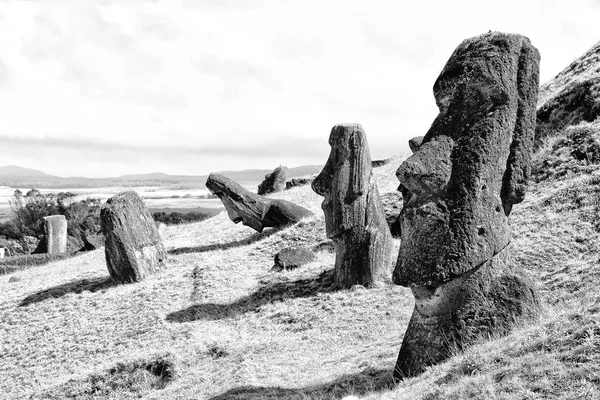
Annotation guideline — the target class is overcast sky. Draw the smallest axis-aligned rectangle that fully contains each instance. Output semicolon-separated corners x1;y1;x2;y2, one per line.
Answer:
0;0;598;178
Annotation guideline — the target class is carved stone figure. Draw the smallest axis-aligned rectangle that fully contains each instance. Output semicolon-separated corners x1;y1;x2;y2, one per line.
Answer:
206;173;313;232
393;32;541;380
258;166;288;195
44;215;67;254
312;123;394;288
101;191;167;283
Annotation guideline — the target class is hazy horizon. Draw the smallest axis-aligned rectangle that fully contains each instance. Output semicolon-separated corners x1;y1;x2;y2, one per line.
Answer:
1;0;599;177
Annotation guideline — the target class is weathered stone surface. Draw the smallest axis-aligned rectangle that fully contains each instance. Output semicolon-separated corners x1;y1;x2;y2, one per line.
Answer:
258;166;288;195
101;191;167;283
273;246;316;271
312;123;394;288
408;136;424;153
44;215;67;254
393;32;541;380
206;173;313;232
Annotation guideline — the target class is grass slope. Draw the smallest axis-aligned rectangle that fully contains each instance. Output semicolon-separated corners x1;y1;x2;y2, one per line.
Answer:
1;157;599;399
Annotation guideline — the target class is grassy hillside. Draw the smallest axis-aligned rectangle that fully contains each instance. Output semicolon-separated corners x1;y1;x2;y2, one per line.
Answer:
1;155;599;399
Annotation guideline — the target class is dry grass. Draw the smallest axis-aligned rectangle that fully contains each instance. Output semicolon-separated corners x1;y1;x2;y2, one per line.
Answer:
2;154;600;399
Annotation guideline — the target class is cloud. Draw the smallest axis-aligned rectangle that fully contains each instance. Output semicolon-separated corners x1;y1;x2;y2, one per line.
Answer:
190;55;280;90
0;133;326;159
0;59;8;87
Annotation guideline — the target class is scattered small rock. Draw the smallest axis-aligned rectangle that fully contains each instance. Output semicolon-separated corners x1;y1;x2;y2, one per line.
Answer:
273;246;316;271
8;276;21;283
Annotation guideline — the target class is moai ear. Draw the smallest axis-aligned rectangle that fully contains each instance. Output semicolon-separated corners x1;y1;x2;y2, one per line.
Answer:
345;128;370;204
501;38;540;215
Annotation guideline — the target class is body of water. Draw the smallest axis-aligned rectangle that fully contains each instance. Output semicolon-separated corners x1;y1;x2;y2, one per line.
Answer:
0;185;250;222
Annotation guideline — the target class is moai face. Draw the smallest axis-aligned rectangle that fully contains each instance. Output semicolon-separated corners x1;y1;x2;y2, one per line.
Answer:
394;32;539;289
312;123;371;240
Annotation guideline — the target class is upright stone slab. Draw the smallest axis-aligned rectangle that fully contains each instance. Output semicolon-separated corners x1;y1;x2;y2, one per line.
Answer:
0;247;4;258
258;166;288;195
206;173;313;232
101;191;167;283
393;32;541;380
312;123;394;288
44;215;67;254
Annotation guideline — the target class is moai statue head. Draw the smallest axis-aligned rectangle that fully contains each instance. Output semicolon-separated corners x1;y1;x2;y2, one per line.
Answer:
395;32;540;288
206;173;313;233
313;123;393;287
393;32;540;379
313;123;373;239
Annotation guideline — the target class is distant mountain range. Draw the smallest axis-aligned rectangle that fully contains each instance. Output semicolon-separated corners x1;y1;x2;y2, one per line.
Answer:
0;165;323;189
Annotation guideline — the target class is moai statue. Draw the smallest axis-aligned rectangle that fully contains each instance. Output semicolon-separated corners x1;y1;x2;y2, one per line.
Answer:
258;166;288;195
312;123;394;288
206;173;313;232
44;215;67;254
393;32;541;379
101;191;167;283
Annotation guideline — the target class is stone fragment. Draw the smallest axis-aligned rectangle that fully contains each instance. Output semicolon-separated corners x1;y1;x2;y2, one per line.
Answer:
408;136;424;153
44;215;67;254
312;123;394;288
273;246;316;271
101;191;167;283
393;32;541;380
284;177;313;190
258;166;288;195
206;173;313;232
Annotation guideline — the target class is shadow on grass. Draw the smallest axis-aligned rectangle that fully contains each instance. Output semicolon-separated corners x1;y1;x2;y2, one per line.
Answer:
208;367;394;400
166;269;335;322
19;276;117;307
168;227;283;255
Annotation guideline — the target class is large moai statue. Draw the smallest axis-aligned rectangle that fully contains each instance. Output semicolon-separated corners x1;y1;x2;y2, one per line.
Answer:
101;191;167;283
393;32;541;380
206;173;313;232
44;215;67;254
312;123;394;288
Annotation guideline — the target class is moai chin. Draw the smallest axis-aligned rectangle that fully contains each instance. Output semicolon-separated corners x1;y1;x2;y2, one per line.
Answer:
44;215;67;254
393;32;541;380
312;123;394;288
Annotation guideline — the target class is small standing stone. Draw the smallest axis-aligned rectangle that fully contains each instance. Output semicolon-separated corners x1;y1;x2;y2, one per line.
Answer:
0;247;5;258
101;191;167;283
44;215;67;254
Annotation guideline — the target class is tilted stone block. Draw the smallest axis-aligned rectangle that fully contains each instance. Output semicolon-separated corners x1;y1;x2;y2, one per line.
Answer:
101;191;167;283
